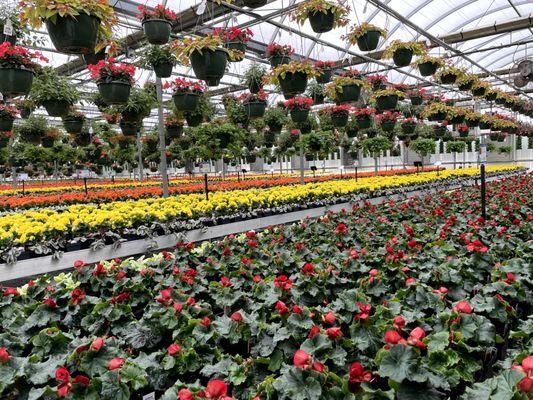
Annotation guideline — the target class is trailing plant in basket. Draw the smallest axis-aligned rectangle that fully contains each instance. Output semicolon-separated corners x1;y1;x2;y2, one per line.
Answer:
291;0;350;31
172;34;236;64
435;65;464;85
113;86;157;122
88;58;135;85
15;114;47;144
306;82;326;104
136;4;177;23
383;40;425;67
214;26;253;61
241;63;267;93
366;73;388;90
412;54;444;71
343;22;388;51
29;67;80;109
284;95;314;111
265;43;294;58
421;101;448;121
136;45;176;77
166;77;206;113
265;60;318;85
263;106;288;132
0;104;19;121
0;42;47;97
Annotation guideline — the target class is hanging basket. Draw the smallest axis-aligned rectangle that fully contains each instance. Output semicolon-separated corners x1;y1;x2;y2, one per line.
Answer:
472;87;486;97
42;100;71;117
268;123;283;135
190;48;228;86
243;0;268;8
465;119;479;128
119;121;138;136
98;81;132;105
346;128;358;138
290;109;310;123
410;95;423;106
21;130;42;145
248;81;263;94
418;61;439;76
278;71;308;99
331;112;349;128
484;92;498;102
244;101;267;118
142;19;172;45
311;93;324;105
448;115;465;124
356;30;381;52
121;110;142;123
428;111;447;122
392;48;413;67
479;122;492;130
440;73;457;85
459;131;469;138
63;118;84;134
308;9;335;33
335;84;361;104
41;136;55;148
153;62;174;78
20;107;32;119
83;49;106;66
357;117;372;129
316;69;332;84
166;125;183;140
224;41;246;61
401;122;416;134
0;118;14;132
45;14;100;54
375;94;399;110
185;113;203;127
0;67;34;97
173;92;200;112
269;55;291;68
73;132;91;146
458;81;474;91
379;120;396;132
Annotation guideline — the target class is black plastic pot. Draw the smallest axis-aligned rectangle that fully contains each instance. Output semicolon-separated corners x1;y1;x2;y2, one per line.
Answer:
121;110;141;123
418;61;438;76
379;120;396;132
45;14;100;54
290;109;310;123
458;81;474;91
243;0;268;7
278;71;308;99
63;118;84;134
142;19;172;45
335;84;361;103
0;118;14;132
42;136;55;148
357;117;372;129
392;48;413;67
410;95;423;106
376;94;399;110
485;92;498;102
448;115;465;124
0;67;34;96
308;9;335;33
311;93;324;105
190;48;228;86
479;122;491;130
83;49;106;66
244;101;267;118
185;113;203;127
173;92;200;112
428;111;446;122
20;107;32;119
331;112;349;128
153;62;174;78
346;128;358;138
459;131;469;138
98;81;132;105
440;73;457;85
119;121;138;136
316;69;332;84
464;119;479;128
269;55;291;68
268;124;283;135
166;125;183;140
43;100;71;117
401;123;416;134
356;30;381;52
472;87;486;97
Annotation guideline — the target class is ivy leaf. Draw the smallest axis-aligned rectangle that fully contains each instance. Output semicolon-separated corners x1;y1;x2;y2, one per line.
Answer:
378;345;416;383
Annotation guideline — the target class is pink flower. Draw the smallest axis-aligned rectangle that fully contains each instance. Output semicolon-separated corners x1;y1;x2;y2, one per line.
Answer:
201;316;211;328
55;366;71;383
91;337;105;351
453;300;472;314
0;347;11;364
384;330;403;344
108;357;125;371
349;362;372;384
168;343;181;356
275;300;288;316
231;312;243;322
178;388;195;400
309;325;320;339
322;311;336;325
293;349;312;369
393;316;405;330
326;327;342;340
312;361;325;373
43;297;56;308
205;380;228;398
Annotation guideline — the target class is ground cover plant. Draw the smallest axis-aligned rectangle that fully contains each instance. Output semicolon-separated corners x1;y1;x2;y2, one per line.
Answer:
0;173;531;399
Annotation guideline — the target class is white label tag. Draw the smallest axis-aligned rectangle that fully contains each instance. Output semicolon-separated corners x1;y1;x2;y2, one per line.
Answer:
143;393;156;400
196;0;206;15
3;21;13;36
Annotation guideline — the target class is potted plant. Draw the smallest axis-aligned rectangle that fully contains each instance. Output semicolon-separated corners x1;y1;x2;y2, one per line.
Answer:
375;111;400;132
456;73;476;91
119;120;139;136
383;40;426;67
138;45;176;78
0;42;45;97
371;88;405;111
484;89;498;102
173;34;230;86
313;60;334;84
89;59;135;105
62;109;86;134
0;130;13;147
354;106;375;129
343;22;388;52
16;115;47;145
13;98;35;119
265;43;294;68
167;77;206;112
285;96;314;123
464;110;481;128
263;107;288;134
137;4;177;45
421;102;448;121
265;60;318;99
20;0;116;54
436;65;463;85
0;104;18;132
242;0;268;9
406;87;426;106
446;106;466;124
471;80;490;97
479;115;493;130
323;104;350;128
401;117;417;135
306;82;325;105
292;0;350;33
164;114;184;140
325;73;366;104
412;54;444;76
42;127;60;148
432;122;449;138
366;74;388;91
457;124;469;138
216;27;253;62
240;89;268;118
115;86;157;122
30;67;80;117
241;63;267;93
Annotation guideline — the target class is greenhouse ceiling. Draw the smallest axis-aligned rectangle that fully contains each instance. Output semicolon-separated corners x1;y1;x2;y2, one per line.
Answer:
4;0;533;128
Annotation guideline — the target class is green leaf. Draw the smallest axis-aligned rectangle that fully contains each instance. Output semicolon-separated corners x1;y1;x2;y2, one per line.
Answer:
273;367;322;400
378;345;416;383
121;362;148;390
101;371;131;400
396;381;443;400
427;331;449;353
461;369;525;400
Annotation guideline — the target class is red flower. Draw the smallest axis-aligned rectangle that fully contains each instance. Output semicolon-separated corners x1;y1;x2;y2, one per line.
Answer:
384;330;403;344
301;262;315;275
274;275;292;291
57;382;72;398
55;366;71;383
43;297;56;308
393;316;405;330
201;316;212;328
168;343;181;356
178;388;195;400
466;239;488;253
71;288;86;305
91;337;105;351
0;347;11;364
292;304;302;314
355;302;372;321
220;276;233;287
73;375;90;386
519;377;533;393
312;361;325;373
275;300;288;316
326;327;342;340
405;277;416;286
309;325;320;339
293;349;312;369
205;379;228;398
335;222;349;235
453;300;472;314
349;362;372;384
522;356;533;373
284;96;314;111
231;311;243;322
73;260;86;269
108;357;125;371
322;311;336;325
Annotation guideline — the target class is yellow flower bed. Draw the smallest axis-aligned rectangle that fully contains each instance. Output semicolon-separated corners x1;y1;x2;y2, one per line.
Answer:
0;166;519;247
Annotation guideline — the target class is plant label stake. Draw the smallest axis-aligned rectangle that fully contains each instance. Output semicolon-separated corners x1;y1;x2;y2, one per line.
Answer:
83;177;88;195
204;173;209;201
22;180;25;196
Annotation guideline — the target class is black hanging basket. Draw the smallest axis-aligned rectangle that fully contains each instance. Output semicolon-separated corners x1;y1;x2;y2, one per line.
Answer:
73;132;91;146
45;14;100;54
42;100;71;117
119;121;138;136
173;92;200;112
410;95;423;106
98;81;132;105
0;67;34;97
472;87;487;97
243;0;268;8
379;121;396;132
448;115;465;124
357;117;372;129
190;48;228;86
465;119;479;128
153;62;174;78
418;61;439;76
63;118;84;134
308;9;335;33
484;92;498;102
121;110;141;123
278;71;308;99
316;69;332;84
83;49;106;66
269;55;291;68
311;93;324;105
142;19;172;45
331;112;349;128
375;94;399;111
41;136;55;148
20;107;32;119
440;73;457;85
185;113;203;127
166;125;183;140
335;84;361;103
401;123;416;134
244;101;267;118
458;81;474;91
356;30;381;52
392;48;413;67
290;109;310;123
0;118;14;132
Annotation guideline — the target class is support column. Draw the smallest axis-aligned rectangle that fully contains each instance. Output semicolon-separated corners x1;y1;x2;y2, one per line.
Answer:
156;77;169;197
